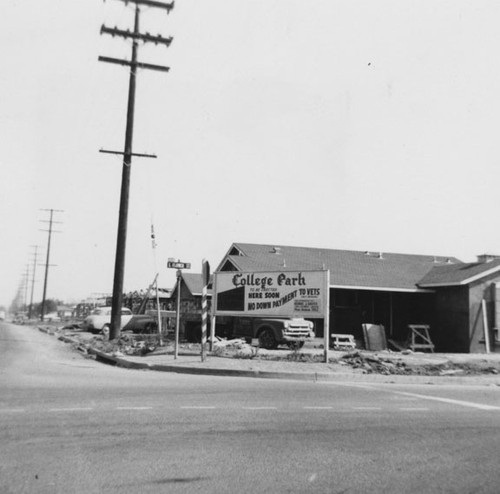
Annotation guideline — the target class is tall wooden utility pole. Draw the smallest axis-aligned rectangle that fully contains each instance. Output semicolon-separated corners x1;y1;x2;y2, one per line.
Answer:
99;0;174;341
39;209;63;321
23;264;30;312
28;245;39;319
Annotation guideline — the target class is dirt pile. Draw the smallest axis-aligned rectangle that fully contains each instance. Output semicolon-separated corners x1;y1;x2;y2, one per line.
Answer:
73;333;159;357
212;338;258;359
340;351;500;376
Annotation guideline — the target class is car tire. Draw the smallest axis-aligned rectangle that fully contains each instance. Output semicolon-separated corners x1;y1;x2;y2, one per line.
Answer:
144;322;157;334
258;328;277;350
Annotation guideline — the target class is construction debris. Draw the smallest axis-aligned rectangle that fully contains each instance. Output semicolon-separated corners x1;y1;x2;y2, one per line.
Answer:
340;351;500;376
84;334;158;356
213;338;258;359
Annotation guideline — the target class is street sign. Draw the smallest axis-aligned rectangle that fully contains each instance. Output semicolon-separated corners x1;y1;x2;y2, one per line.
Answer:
167;260;191;269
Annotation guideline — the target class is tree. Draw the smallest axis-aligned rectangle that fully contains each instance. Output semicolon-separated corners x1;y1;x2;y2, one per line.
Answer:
31;299;61;318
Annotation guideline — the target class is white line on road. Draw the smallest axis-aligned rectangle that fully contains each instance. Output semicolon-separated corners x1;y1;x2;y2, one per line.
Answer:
116;407;153;410
180;406;216;410
399;407;430;411
303;406;334;410
49;408;94;412
323;382;500;411
242;407;278;410
0;409;25;413
394;391;500;411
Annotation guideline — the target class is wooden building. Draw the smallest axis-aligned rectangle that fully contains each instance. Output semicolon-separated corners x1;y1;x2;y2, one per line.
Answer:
418;254;500;353
215;243;500;353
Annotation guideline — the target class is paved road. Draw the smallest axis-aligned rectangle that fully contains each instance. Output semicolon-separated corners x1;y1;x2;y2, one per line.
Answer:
2;321;500;493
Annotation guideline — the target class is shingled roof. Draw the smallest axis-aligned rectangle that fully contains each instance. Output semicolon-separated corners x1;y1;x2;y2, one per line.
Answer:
216;243;462;292
418;259;500;287
175;273;212;297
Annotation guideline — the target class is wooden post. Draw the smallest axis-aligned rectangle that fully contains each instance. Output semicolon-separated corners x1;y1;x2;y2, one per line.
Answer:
201;260;210;362
210;273;217;351
324;270;330;363
109;5;140;341
175;270;181;359
482;299;491;354
155;277;163;346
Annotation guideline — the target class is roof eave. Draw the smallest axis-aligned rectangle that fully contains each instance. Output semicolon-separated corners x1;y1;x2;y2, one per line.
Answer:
330;284;434;293
418;264;500;288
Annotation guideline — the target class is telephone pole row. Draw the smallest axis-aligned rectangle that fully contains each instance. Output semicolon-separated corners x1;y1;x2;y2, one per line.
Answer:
29;245;39;319
39;208;64;321
99;0;174;341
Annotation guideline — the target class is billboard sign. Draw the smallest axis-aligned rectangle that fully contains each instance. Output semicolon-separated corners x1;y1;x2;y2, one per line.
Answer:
214;270;328;318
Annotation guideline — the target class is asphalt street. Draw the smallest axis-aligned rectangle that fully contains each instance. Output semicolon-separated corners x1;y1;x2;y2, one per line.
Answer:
2;321;500;493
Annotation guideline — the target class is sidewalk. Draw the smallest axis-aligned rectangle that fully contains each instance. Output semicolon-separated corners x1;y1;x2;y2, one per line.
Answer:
40;326;500;386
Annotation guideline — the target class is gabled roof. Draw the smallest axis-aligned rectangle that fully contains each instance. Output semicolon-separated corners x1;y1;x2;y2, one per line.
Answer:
174;273;212;297
216;243;462;292
418;259;500;287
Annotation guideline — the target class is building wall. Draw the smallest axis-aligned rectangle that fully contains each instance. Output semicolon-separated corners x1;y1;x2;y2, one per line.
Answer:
434;273;500;353
468;273;500;353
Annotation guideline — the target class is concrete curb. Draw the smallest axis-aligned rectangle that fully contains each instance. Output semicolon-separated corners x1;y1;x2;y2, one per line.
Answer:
92;350;338;381
89;348;500;385
93;350;151;370
38;326;500;386
38;326;57;336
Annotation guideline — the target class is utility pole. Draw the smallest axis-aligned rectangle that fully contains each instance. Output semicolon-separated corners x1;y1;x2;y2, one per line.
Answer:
23;264;30;312
99;0;174;341
29;246;39;319
39;209;63;321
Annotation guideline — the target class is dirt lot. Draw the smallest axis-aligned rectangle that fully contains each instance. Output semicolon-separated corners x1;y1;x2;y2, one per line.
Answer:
44;323;500;378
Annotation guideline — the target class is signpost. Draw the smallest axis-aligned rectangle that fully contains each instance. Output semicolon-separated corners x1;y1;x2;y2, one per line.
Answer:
201;259;210;362
168;259;190;359
324;270;331;363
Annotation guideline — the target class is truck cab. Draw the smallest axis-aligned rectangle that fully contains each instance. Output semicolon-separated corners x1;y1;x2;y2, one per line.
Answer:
232;317;315;349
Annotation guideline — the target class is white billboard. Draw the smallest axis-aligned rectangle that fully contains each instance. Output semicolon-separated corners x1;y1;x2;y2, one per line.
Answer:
214;270;328;318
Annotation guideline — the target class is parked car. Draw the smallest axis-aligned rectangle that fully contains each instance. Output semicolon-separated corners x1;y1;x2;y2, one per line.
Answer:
44;312;61;322
13;312;28;325
122;315;158;335
82;307;157;335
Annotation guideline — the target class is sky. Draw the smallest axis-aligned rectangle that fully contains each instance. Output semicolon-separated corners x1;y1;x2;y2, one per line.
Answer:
2;0;500;308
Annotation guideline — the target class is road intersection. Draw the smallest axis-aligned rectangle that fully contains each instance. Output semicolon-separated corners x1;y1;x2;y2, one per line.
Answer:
2;321;500;493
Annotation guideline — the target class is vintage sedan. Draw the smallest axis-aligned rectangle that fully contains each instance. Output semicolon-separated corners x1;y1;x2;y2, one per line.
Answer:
83;307;157;335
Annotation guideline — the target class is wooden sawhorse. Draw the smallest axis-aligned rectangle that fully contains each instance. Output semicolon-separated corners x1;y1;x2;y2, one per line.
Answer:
408;324;435;352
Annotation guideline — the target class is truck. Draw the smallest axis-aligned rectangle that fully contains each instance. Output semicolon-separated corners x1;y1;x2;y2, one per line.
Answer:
230;317;315;349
